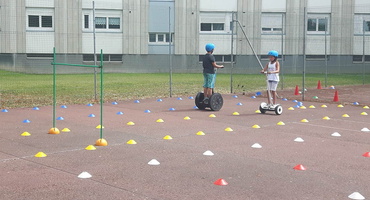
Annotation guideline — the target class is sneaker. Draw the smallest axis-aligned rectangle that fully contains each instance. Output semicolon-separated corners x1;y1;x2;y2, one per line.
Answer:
269;104;277;109
202;97;209;104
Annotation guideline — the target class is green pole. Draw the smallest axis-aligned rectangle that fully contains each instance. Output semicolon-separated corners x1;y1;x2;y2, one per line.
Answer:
52;47;56;129
99;49;103;139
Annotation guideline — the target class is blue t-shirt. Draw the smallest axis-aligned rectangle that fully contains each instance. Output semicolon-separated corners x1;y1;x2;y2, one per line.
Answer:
203;53;215;74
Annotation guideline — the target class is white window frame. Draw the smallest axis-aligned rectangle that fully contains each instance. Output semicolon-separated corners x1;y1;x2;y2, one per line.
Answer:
354;14;370;35
149;33;174;44
261;13;285;35
199;12;232;34
26;8;54;31
307;14;330;35
82;9;122;33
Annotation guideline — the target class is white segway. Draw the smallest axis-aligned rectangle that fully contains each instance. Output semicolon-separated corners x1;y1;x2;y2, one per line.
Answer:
259;72;283;115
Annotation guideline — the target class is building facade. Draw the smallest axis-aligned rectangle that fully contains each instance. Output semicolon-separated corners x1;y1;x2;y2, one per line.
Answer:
0;0;369;73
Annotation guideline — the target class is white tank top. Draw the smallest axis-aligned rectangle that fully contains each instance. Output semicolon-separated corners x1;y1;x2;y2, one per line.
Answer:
267;62;279;82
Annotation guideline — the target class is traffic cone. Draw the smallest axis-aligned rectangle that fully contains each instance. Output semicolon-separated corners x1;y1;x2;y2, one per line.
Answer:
214;178;228;186
333;90;339;102
293;164;306;171
317;80;322;89
362;152;370;157
294;85;299;95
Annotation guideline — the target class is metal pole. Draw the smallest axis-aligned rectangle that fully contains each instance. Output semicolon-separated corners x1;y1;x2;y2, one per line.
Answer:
363;20;366;85
99;49;103;139
169;7;173;97
93;1;97;100
325;17;328;87
52;47;56;129
230;12;235;93
302;7;306;101
280;14;284;90
235;20;264;69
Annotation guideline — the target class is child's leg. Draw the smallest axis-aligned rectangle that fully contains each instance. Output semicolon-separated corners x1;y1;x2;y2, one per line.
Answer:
272;91;276;104
266;90;271;104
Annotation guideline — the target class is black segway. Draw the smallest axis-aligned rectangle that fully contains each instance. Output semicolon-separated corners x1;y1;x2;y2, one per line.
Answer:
195;90;223;111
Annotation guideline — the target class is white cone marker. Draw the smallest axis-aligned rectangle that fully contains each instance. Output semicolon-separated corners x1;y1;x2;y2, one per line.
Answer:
203;150;214;156
148;159;160;166
294;137;304;142
361;128;370;132
78;171;92;179
251;143;262;149
348;192;365;200
331;132;341;137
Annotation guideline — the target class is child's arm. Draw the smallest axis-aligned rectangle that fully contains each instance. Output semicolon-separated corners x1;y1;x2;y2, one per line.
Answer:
260;63;268;73
212;62;224;69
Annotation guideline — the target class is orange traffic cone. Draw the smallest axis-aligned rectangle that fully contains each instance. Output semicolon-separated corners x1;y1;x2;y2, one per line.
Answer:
363;152;370;157
214;178;228;186
333;90;339;102
293;164;307;171
317;80;322;89
294;85;299;95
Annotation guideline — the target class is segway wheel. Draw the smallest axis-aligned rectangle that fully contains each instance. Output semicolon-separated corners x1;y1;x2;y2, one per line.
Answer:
209;93;223;111
275;105;283;115
259;105;267;114
195;92;206;110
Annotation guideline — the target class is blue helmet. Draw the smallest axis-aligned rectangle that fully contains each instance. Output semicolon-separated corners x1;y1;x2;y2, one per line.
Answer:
205;43;215;52
268;50;278;57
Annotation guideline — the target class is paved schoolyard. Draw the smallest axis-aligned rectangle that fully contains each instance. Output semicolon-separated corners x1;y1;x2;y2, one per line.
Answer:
0;87;369;200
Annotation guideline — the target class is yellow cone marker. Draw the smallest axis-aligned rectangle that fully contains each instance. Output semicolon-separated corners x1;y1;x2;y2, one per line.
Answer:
95;138;108;146
277;121;285;125
96;125;104;129
61;128;70;132
337;104;344;108
300;106;306;109
321;105;328;108
252;124;260;129
85;145;96;150
232;112;240;116
342;114;350;118
309;105;316;109
225;127;233;132
127;121;135;126
323;116;330;120
288;107;294;111
301;119;309;123
209;114;216;118
163;135;173;140
127;140;137;144
184;116;191;120
34;152;47;157
196;131;205;136
364;106;369;109
48;127;60;134
361;112;368;116
156;119;164;123
21;132;31;136
255;110;261;113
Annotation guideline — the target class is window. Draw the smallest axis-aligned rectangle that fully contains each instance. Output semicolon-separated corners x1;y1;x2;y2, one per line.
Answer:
84;15;89;29
199;55;235;63
354;14;370;35
83;54;122;62
200;23;225;31
149;33;173;43
307;14;330;34
353;55;370;63
306;55;330;61
28;15;53;28
261;13;285;34
27;54;53;59
199;12;232;33
95;17;120;29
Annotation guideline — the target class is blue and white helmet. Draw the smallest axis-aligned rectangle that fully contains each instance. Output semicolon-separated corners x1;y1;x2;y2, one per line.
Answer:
205;43;215;52
268;50;279;57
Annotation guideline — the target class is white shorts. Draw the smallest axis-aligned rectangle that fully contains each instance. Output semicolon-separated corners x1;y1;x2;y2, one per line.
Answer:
267;81;278;91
